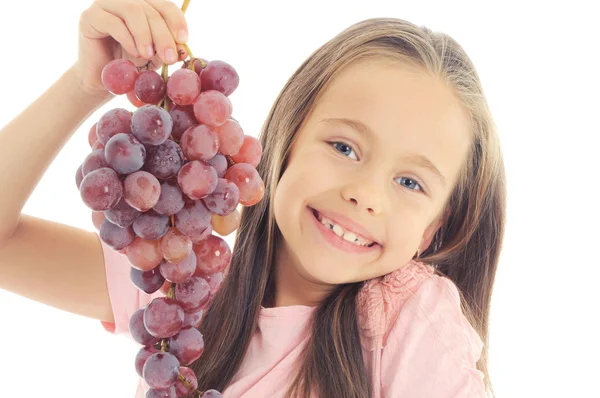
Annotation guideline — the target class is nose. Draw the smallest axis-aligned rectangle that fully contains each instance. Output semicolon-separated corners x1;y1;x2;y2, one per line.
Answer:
340;180;383;216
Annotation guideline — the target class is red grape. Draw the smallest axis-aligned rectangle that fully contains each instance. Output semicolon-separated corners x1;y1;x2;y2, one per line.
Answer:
130;308;161;346
231;135;262;167
146;387;177;398
92;140;105;151
96;108;132;144
131;105;173;146
202;178;239;216
159;250;196;283
153;180;185;216
134;70;166;105
142;351;181;389
160;227;193;263
88;124;98;147
167;68;201;106
143;139;184;179
224;163;265;206
130;265;165;294
133;210;170;240
177;161;218;200
82;148;109;176
104;197;140;228
127;237;163;271
202;390;224;397
182;309;203;328
211;209;240;236
206;153;227;178
168;325;205;365
126;90;146;108
101;59;139;95
213;119;244;156
144;297;184;338
75;164;84;189
135;345;160;377
91;211;105;230
182;57;207;75
193;235;232;275
174;366;199;397
99;219;136;250
124;171;161;211
200;60;239;96
180;125;219;161
174;199;211;243
169;105;197;141
105;133;147;174
193;90;232;127
80;167;123;211
175;276;210;312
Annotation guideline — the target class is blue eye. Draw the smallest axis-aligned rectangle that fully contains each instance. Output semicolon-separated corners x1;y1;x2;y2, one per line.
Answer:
331;141;358;160
396;177;423;192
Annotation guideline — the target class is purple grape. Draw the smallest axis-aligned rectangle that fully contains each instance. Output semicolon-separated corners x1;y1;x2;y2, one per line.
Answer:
153;180;184;216
182;309;204;328
124;171;161;211
174;199;211;242
135;345;160;377
159;251;196;283
175;276;211;313
96;108;132;144
99;219;135;250
104;197;140;228
169;105;197;141
134;70;166;105
105;133;146;174
131;266;165;294
146;387;177;398
130;308;161;346
202;178;239;216
174;366;198;397
143;139;184;179
133;210;170;240
142;351;180;389
200;60;239;96
82;148;110;176
75;164;84;189
80;167;123;211
202;390;224;398
131;105;173;146
168;325;205;365
207;153;228;178
144;297;184;338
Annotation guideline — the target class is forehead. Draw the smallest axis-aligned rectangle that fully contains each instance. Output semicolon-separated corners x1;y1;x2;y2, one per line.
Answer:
307;58;472;188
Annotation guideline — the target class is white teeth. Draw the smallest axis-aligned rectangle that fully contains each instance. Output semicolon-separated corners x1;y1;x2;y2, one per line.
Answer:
317;212;374;247
332;224;344;237
342;232;357;243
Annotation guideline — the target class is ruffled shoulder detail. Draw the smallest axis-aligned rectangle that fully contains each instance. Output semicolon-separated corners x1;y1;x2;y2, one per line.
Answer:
356;260;436;351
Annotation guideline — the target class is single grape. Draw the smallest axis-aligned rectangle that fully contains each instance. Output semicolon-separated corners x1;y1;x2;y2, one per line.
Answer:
193;90;232;127
167;68;201;106
124;171;161;211
206;153;228;178
131;105;173;146
142;351;181;389
127;90;146;108
182;309;203;328
135;345;160;377
153;179;185;216
127;237;164;271
75;164;84;189
82;148;110;176
207;272;224;295
175;276;211;313
105;133;147;174
101;59;139;95
200;60;239;97
180;125;219;161
88;124;98;147
174;366;199;397
104;197;140;228
130;308;161;346
202;390;224;397
230;135;262;167
224;163;265;206
159;250;196;284
143;139;184;179
213;119;244;156
80;167;123;211
174;199;211;242
135;70;166;105
177;161;218;200
211;209;241;236
96;108;132;145
193;235;232;275
131;265;165;294
202;178;239;216
133;210;170;240
144;297;184;339
160;227;193;263
169;105;197;141
168;325;205;365
99;219;136;250
146;386;177;398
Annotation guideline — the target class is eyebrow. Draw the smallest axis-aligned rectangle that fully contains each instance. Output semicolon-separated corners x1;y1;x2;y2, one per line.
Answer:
321;117;447;187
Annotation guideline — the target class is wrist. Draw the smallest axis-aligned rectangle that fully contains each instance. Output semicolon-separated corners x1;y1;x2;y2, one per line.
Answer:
64;64;114;108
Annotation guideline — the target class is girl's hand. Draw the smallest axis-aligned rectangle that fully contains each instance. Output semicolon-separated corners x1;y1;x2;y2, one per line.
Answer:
74;0;189;99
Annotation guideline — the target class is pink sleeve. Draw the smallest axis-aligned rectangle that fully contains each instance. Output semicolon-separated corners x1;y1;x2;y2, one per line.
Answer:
96;234;158;338
380;276;486;397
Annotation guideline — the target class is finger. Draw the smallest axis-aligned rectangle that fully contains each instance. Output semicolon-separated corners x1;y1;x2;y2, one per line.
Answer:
82;8;140;58
97;0;155;59
143;0;189;44
142;2;179;65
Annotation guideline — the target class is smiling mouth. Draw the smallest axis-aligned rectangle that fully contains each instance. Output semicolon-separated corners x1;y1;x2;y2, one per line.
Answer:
311;208;378;248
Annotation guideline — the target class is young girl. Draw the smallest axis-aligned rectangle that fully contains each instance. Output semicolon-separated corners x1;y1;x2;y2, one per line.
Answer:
0;1;505;397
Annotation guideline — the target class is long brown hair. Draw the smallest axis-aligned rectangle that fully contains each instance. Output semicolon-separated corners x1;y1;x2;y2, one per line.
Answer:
191;17;505;398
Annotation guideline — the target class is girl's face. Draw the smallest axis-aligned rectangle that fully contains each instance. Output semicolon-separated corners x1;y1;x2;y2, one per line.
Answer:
272;59;472;306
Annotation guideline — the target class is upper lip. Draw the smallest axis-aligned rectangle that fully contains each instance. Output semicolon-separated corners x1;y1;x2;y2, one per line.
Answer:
312;207;381;245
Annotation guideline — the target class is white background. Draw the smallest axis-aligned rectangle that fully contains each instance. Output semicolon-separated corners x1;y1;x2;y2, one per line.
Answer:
0;0;599;397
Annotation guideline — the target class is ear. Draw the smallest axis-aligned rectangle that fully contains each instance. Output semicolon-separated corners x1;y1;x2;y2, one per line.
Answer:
420;207;450;252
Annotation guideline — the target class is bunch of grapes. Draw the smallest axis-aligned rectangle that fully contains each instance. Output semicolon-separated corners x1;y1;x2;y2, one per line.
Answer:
76;50;263;397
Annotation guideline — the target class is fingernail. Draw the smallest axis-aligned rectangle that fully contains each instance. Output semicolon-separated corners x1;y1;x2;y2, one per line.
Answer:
178;30;188;43
146;45;155;58
132;47;140;58
165;48;176;63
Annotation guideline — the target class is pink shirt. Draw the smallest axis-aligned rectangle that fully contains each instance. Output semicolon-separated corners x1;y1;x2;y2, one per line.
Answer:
99;238;486;397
